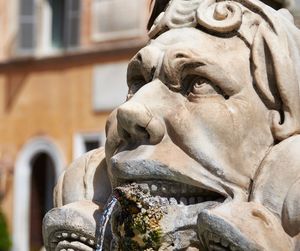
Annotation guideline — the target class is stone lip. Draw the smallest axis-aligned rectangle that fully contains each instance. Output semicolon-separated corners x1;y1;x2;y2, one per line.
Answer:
197;202;295;251
43;200;110;251
197;208;261;251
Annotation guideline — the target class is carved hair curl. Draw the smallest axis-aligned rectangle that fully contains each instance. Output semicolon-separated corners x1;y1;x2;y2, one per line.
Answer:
196;0;242;33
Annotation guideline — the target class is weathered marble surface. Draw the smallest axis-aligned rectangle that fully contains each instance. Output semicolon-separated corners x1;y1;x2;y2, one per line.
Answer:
43;0;300;250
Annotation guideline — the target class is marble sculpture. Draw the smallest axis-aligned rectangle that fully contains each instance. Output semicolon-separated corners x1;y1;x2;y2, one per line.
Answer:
43;0;300;250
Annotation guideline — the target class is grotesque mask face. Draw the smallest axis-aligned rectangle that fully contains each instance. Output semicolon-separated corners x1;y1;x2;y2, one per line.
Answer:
104;21;276;251
43;0;300;250
106;27;273;209
103;0;300;249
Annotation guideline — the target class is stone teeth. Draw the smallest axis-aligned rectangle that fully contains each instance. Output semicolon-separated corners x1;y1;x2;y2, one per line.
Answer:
151;184;158;192
88;239;95;246
67;249;74;251
128;182;224;205
70;233;78;239
169;197;177;205
62;232;69;238
138;183;149;193
161;185;167;193
55;233;62;239
80;236;87;242
159;197;169;206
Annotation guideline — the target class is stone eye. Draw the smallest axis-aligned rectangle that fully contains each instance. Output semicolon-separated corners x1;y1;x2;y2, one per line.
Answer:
191;79;217;95
185;76;229;101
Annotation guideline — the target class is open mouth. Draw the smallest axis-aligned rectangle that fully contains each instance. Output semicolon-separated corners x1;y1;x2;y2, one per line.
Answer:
111;180;226;250
115;180;226;206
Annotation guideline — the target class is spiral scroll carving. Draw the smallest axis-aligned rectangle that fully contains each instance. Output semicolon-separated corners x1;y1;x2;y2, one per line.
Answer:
196;0;243;33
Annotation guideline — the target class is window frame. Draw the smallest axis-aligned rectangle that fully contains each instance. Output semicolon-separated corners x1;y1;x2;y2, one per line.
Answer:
73;132;105;160
17;0;81;57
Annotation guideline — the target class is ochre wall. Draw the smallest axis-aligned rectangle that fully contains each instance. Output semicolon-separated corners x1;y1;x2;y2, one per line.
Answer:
0;50;139;231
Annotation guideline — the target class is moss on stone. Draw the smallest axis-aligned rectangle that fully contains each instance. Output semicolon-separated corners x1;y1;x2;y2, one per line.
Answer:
114;185;164;250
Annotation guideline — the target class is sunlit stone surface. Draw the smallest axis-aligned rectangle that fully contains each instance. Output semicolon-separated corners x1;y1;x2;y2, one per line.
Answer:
43;0;300;250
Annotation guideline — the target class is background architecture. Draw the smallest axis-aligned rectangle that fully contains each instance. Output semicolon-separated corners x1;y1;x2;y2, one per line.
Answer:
0;0;299;251
0;0;149;250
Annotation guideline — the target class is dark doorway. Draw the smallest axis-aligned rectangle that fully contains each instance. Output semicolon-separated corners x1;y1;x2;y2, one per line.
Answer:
29;152;56;251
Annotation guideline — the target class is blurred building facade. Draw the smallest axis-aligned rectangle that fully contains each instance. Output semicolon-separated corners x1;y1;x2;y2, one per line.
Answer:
0;0;300;251
291;0;300;27
0;0;150;251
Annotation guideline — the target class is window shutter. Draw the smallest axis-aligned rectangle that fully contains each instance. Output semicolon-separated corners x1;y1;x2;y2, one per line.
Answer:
19;0;36;52
64;0;81;48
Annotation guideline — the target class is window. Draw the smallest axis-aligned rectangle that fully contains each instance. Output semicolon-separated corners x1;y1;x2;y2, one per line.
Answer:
92;0;147;41
73;132;104;160
17;0;81;55
51;0;81;49
84;140;100;152
18;0;36;53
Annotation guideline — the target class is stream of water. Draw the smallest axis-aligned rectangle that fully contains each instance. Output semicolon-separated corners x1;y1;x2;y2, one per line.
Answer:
96;196;118;251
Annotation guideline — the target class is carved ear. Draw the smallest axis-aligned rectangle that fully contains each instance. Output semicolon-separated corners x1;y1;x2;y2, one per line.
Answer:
252;23;300;141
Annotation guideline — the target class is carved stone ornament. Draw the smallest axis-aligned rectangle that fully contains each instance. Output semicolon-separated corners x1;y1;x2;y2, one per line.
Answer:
43;0;300;250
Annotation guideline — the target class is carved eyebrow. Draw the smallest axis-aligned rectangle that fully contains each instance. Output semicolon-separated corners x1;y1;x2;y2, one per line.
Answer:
164;64;205;93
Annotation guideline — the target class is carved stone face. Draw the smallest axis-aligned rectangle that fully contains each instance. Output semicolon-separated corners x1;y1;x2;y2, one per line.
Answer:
106;27;273;201
104;27;275;249
43;1;300;250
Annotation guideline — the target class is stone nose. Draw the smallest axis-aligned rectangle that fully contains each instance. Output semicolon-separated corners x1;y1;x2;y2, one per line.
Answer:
116;101;165;145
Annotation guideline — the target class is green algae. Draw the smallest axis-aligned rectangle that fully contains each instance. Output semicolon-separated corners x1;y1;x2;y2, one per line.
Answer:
113;184;164;251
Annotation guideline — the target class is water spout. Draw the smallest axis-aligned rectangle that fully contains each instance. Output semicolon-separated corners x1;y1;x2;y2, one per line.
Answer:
96;196;118;251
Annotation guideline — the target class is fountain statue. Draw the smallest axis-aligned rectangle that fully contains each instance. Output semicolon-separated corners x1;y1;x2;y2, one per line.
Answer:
43;0;300;250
